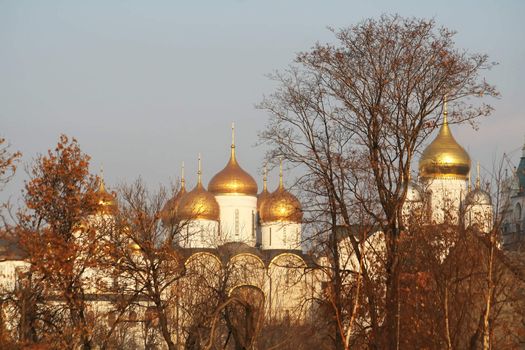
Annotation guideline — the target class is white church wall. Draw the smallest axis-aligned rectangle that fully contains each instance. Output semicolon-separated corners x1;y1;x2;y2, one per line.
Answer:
178;219;219;249
215;195;257;245
425;178;467;224
260;222;302;250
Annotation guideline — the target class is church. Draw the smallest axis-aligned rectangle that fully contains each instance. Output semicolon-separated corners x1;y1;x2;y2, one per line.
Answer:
501;139;525;249
1;101;521;348
405;98;493;231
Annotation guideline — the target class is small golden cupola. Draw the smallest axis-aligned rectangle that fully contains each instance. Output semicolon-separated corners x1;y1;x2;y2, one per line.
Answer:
161;162;188;226
95;168;117;214
260;160;303;223
208;123;258;196
178;155;220;222
419;97;471;180
465;162;492;206
257;165;271;213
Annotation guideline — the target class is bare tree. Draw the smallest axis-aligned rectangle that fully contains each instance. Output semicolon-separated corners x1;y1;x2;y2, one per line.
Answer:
259;15;498;348
107;179;187;350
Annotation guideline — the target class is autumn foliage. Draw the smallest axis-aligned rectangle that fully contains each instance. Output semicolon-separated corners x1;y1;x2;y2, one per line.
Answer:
16;135;102;349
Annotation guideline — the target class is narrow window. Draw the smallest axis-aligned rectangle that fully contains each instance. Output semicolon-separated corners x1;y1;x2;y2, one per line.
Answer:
269;227;272;246
283;226;287;244
235;209;239;235
252;210;255;238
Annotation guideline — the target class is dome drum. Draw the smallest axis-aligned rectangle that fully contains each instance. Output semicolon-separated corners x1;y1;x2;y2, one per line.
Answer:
403;180;423;202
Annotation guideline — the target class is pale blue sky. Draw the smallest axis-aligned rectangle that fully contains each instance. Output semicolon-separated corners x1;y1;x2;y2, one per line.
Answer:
1;0;524;202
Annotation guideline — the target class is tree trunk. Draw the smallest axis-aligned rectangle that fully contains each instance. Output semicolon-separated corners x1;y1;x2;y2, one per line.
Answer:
482;234;495;350
384;229;400;349
157;303;176;350
444;285;452;350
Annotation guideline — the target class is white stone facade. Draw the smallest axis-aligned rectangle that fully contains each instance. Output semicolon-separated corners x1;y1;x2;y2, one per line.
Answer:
215;195;257;245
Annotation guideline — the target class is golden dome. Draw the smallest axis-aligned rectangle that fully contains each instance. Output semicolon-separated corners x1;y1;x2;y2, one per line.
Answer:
260;162;302;223
95;175;117;214
419;99;471;180
128;241;141;254
161;163;187;226
208;123;258;196
257;166;271;212
178;157;220;222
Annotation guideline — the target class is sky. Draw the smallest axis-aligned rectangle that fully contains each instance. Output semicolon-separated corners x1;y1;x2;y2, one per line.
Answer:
1;0;524;204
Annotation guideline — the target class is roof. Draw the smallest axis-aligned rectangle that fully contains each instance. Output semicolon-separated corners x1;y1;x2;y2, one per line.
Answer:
0;236;27;261
178;242;316;268
517;152;525;195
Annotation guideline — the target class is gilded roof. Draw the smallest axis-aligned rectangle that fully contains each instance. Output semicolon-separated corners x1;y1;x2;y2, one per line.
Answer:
260;165;302;223
257;167;271;212
208;126;257;196
161;164;187;226
161;186;186;226
178;159;220;222
95;179;117;214
419;100;471;180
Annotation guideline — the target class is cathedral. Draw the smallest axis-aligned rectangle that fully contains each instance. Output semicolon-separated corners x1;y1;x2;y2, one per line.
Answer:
160;123;303;252
501;139;525;249
1;102;522;348
406;98;493;231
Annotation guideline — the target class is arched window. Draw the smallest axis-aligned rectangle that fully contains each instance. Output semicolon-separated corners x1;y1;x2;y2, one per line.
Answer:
515;203;522;221
285;270;290;288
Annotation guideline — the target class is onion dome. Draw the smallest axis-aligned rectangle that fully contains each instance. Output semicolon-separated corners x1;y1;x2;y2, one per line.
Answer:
419;98;471;180
95;172;117;214
178;156;220;221
260;161;302;223
465;162;492;206
161;163;187;226
257;165;271;212
465;189;492;206
128;241;141;255
208;123;258;196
